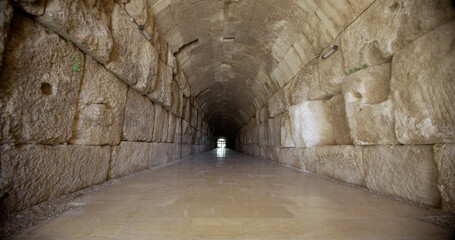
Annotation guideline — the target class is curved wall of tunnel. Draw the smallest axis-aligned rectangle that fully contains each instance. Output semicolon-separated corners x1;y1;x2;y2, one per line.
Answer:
0;0;455;233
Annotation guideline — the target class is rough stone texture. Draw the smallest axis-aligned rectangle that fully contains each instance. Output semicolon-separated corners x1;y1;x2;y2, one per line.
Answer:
0;144;110;212
148;60;173;109
181;120;192;144
268;88;290;118
273;147;302;169
323;95;352;145
302;146;365;186
167;113;176;143
108;4;159;95
0;1;13;70
124;0;148;26
123;88;155;142
342;63;398;145
364;145;440;207
152;104;168;143
280;112;295;148
0;15;83;144
434;144;455;212
71;56;128;145
149;143;171;167
317;43;346;95
181;144;192;158
289;59;331;105
36;0;114;64
392;21;455;144
109;141;150;179
341;0;454;70
14;0;47;16
288;101;335;148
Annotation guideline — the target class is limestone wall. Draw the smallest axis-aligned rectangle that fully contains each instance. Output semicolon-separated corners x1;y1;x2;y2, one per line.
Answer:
0;0;214;214
236;1;455;213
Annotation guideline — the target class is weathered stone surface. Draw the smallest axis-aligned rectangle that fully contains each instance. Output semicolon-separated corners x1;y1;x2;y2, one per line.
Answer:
318;43;346;95
0;1;13;70
109;141;149;179
258;122;267;147
124;0;148;26
171;143;181;161
268;88;290;118
341;0;454;69
14;0;47;16
181;144;192;158
190;106;198;128
167;113;176;143
289;59;330;105
364;145;440;207
342;63;397;145
152;104;168;142
174;117;182;144
273;147;302;169
302;146;365;186
148;61;173;108
108;4;159;95
149;143;171;167
0;144;110;212
288;101;335;148
323;95;352;145
181;120;192;144
123;88;155;142
392;21;455;144
71;56;128;145
434;144;455;212
280;112;295;148
36;0;114;64
0;15;83;144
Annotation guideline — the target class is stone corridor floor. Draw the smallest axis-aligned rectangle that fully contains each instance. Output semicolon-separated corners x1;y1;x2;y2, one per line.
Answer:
10;149;455;239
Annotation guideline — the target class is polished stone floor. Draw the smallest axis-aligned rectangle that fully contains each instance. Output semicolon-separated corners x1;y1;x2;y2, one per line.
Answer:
11;149;454;239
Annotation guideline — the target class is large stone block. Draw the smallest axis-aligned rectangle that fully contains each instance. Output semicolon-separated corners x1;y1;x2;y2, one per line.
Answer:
147;60;173;109
0;15;83;144
152;104;168;143
123;88;155;142
167;113;176;143
181;144;192;158
317;43;346;95
124;0;148;26
342;63;397;145
174;117;182;144
0;1;13;70
13;0;47;16
258;122;268;147
71;56;128;145
181;120;192;144
36;0;114;64
289;59;330;105
280;112;295;148
109;141;150;179
434;144;455;212
364;145;440;207
273;147;303;169
341;0;454;69
288;101;335;147
107;4;159;95
0;144;110;212
323;95;352;144
149;143;171;167
392;21;455;144
302;146;365;186
268;88;290;118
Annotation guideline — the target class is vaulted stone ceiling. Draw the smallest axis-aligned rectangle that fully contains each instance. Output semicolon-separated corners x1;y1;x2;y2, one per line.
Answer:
147;0;373;138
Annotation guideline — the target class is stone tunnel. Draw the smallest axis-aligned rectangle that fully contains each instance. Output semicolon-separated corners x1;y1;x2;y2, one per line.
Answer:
0;0;455;239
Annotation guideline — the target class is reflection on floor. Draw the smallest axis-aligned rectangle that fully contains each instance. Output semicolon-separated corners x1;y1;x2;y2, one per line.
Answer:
11;149;454;239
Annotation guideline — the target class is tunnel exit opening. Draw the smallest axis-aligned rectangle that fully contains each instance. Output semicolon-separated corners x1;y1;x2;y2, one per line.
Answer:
217;138;226;148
